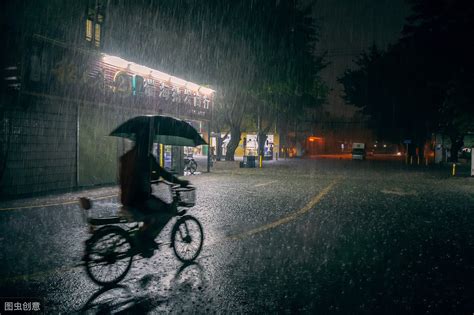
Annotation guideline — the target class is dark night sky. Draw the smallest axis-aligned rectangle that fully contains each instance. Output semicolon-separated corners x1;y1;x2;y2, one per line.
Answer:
312;0;410;117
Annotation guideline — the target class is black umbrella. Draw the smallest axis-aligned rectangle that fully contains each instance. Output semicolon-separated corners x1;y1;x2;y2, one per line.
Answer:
110;115;207;147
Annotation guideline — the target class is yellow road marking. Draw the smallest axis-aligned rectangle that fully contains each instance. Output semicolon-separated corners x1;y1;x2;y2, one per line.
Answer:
254;180;278;187
0;194;118;212
228;179;339;240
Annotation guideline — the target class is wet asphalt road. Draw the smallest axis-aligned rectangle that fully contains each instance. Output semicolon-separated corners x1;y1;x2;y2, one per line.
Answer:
0;158;473;314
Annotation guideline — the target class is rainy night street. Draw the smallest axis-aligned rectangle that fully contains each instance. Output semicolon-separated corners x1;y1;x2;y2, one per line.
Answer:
0;159;472;314
2;0;474;314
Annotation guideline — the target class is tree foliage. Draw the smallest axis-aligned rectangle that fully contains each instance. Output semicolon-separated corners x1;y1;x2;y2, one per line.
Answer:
104;0;328;159
339;0;474;160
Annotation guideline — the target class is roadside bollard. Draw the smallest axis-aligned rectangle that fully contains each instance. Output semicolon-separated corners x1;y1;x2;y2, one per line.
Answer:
410;156;413;165
417;156;420;165
425;157;428;166
452;163;456;176
159;144;164;167
259;155;263;168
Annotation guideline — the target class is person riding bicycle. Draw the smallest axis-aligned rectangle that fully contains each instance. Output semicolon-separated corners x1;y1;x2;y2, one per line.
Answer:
119;134;189;256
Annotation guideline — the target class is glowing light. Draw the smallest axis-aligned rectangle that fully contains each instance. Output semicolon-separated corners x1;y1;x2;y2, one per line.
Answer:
150;71;170;82
102;55;130;69
170;76;188;87
129;64;152;76
308;136;323;142
186;82;200;92
101;53;215;96
199;86;215;95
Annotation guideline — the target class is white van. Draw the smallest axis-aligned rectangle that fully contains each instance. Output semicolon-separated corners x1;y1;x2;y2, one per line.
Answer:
352;143;366;160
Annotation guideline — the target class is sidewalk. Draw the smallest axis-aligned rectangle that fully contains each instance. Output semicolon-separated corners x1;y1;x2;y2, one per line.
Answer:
2;158;469;211
0;185;120;211
0;158;288;210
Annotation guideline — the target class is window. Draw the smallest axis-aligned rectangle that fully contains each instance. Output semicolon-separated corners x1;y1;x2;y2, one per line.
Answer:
86;1;105;48
94;23;101;47
86;19;93;41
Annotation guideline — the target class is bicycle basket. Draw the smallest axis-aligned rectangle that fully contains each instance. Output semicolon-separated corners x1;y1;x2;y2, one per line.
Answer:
176;187;196;207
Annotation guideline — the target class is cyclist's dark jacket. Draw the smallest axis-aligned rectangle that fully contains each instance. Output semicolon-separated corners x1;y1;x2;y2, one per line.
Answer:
119;147;175;207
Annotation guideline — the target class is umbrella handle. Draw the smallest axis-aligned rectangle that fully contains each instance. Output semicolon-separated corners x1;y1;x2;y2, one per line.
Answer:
148;118;155;183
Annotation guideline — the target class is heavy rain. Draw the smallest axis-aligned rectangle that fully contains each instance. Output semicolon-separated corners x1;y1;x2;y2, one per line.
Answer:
0;0;473;314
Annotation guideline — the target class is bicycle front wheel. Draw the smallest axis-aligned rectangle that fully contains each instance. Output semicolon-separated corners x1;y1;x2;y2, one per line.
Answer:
84;226;134;286
171;215;203;262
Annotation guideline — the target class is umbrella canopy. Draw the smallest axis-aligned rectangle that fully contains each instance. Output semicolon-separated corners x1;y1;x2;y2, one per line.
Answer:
110;115;207;147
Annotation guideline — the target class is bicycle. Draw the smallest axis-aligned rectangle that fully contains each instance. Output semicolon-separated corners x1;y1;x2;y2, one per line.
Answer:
184;154;198;174
78;182;203;286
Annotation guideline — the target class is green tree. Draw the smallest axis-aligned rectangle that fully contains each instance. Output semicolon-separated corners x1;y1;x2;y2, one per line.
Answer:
401;0;474;161
339;0;474;161
338;45;409;143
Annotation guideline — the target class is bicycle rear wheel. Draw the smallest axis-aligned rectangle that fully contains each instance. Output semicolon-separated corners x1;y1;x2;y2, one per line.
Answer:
84;226;134;286
171;215;203;262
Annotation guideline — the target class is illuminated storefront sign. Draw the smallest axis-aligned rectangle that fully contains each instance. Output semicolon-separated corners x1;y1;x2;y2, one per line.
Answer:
101;53;214;110
23;35;214;120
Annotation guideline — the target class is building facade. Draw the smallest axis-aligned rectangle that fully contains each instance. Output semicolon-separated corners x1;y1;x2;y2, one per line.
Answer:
0;1;213;197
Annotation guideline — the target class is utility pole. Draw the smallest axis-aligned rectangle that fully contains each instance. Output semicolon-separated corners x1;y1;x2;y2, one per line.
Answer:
207;101;213;172
207;121;211;172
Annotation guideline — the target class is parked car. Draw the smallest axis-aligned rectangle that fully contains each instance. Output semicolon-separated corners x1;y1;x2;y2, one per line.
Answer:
352;143;366;160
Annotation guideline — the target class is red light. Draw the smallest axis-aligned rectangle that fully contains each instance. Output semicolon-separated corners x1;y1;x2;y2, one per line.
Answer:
308;136;323;142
